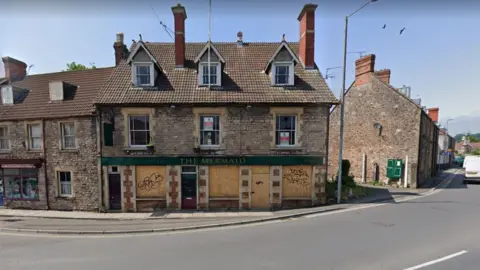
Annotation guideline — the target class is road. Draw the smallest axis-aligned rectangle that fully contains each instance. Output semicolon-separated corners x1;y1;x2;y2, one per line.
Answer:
1;172;479;270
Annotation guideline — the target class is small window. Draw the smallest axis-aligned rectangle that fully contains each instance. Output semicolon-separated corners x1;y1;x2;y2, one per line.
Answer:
133;63;154;86
28;124;42;150
275;65;290;85
0;126;9;150
199;63;220;86
1;86;13;104
275;115;296;146
128;115;150;147
200;115;220;146
61;122;76;149
109;166;119;174
58;171;72;196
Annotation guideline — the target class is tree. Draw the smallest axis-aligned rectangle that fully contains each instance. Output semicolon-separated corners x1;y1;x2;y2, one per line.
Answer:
63;62;96;71
455;133;480;142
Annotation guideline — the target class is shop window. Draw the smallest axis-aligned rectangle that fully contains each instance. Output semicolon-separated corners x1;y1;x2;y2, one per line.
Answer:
2;168;39;200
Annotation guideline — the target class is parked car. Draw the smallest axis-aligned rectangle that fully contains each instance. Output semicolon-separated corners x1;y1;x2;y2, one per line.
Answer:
454;156;464;167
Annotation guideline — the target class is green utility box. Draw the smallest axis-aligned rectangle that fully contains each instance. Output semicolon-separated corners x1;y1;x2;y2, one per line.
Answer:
387;159;403;179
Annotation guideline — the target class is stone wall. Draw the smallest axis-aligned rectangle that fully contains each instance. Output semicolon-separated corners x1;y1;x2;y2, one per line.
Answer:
417;112;439;186
329;75;422;186
0;117;100;210
102;105;330;157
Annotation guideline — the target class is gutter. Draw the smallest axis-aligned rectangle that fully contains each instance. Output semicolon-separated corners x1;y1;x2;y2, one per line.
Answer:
42;118;50;210
96;107;105;211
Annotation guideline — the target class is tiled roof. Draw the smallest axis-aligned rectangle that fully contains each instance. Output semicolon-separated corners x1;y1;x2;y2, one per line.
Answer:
0;68;113;120
95;42;337;105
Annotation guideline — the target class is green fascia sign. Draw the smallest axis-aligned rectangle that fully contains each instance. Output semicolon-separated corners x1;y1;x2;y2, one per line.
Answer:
101;156;324;166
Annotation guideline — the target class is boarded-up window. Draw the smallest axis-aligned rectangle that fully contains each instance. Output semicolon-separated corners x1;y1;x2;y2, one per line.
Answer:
209;166;239;198
282;166;312;198
135;166;166;198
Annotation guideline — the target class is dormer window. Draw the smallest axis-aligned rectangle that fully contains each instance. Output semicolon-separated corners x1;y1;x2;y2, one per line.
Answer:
273;63;294;85
1;86;13;104
199;63;221;86
133;63;154;86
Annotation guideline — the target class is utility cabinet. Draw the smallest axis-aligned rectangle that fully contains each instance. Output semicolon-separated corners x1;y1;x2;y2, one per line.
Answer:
387;159;403;178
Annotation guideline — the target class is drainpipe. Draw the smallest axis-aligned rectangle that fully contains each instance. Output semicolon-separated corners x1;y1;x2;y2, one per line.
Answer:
97;107;105;211
42;118;50;210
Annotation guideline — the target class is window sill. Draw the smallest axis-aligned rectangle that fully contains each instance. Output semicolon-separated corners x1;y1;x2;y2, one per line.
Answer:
56;196;75;200
0;149;12;154
196;146;225;152
59;149;78;153
271;146;303;151
27;149;43;153
5;198;40;201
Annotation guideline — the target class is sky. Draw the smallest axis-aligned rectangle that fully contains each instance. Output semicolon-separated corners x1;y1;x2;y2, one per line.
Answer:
1;0;479;133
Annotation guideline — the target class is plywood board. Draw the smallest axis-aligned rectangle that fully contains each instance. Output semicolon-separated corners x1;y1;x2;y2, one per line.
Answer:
209;166;239;197
282;165;312;198
135;166;167;198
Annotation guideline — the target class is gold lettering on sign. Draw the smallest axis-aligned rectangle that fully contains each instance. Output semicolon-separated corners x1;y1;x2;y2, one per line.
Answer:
283;168;310;187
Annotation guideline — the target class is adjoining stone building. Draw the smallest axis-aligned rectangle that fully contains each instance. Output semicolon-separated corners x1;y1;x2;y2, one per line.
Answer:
96;3;338;212
0;56;113;210
329;54;439;188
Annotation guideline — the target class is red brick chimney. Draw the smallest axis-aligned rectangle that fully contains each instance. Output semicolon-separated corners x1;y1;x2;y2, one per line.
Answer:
172;3;187;68
297;3;317;69
374;69;391;84
354;54;376;86
113;33;128;66
2;56;27;82
428;107;439;123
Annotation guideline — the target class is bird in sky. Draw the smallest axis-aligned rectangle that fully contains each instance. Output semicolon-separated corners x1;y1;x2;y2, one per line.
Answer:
382;24;386;29
400;27;406;35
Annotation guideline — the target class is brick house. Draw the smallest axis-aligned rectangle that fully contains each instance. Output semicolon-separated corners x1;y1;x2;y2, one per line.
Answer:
329;54;439;188
0;56;113;210
96;3;337;212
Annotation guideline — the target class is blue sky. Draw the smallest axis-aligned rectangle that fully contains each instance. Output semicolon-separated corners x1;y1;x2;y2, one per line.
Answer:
1;0;479;130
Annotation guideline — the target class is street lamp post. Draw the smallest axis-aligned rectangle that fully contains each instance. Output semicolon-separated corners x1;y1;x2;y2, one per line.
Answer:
337;0;378;204
445;118;454;131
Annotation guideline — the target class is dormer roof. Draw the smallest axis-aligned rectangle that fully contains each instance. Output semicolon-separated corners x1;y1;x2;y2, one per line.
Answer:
126;41;161;69
264;41;300;72
193;41;226;64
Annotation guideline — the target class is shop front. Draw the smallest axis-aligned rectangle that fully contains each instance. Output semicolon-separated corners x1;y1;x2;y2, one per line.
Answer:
102;156;327;212
0;159;44;208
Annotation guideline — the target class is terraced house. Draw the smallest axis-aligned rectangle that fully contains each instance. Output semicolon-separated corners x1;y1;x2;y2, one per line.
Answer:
97;3;337;212
0;56;113;210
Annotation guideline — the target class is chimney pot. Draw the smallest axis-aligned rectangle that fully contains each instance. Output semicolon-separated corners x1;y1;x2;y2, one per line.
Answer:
116;33;124;43
354;54;376;86
172;3;187;68
427;107;439;123
298;3;318;69
237;31;243;47
2;56;27;82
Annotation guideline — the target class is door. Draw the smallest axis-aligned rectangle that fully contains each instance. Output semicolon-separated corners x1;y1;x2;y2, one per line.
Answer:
251;166;270;209
0;174;4;206
108;174;122;210
181;166;197;209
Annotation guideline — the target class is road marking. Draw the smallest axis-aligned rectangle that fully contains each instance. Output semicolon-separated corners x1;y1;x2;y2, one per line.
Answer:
403;250;468;270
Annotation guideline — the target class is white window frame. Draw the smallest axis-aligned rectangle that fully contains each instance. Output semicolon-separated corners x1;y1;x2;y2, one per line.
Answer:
199;62;221;86
1;86;13;104
275;115;297;147
0;125;10;150
58;171;73;197
27;124;42;150
272;62;294;86
199;115;221;147
128;115;150;147
132;62;155;87
60;122;76;149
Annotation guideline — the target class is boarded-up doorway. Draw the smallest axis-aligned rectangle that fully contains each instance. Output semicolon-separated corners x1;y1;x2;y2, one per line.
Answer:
251;166;270;209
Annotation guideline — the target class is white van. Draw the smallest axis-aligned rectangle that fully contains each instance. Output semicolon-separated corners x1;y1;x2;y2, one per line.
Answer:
464;156;480;184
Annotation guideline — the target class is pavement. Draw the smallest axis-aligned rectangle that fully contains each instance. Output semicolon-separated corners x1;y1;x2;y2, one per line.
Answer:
0;168;476;270
0;168;459;235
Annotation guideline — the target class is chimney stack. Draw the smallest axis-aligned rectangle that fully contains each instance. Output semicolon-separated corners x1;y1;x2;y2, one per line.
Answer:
374;69;391;85
297;3;317;69
2;57;27;82
172;3;187;68
113;33;128;66
237;31;243;47
427;107;439;123
354;54;375;86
